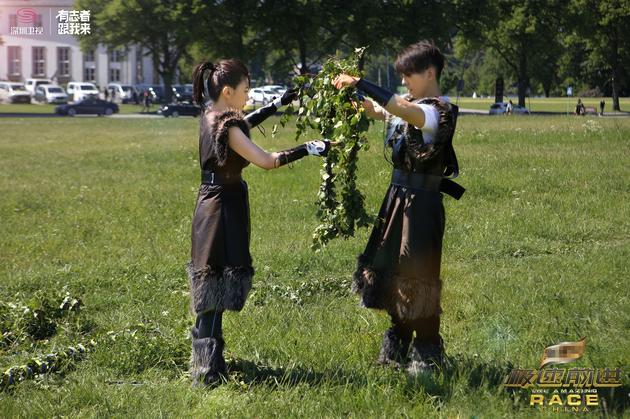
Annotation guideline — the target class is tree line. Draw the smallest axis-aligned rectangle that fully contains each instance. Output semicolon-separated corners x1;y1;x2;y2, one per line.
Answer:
78;0;629;110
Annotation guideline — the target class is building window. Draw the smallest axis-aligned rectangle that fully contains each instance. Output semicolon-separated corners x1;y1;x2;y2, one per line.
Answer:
109;49;123;63
8;46;22;77
84;67;95;82
109;68;120;82
84;49;95;63
57;47;70;77
32;47;46;77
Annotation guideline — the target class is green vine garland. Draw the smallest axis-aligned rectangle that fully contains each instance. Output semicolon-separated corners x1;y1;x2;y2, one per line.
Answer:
279;48;374;250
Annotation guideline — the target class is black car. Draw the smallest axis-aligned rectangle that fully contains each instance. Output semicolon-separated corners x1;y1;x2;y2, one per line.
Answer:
172;84;193;103
159;103;201;117
55;98;119;116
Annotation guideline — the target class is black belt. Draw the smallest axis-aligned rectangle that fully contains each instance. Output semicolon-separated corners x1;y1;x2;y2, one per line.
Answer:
391;169;465;200
201;170;242;185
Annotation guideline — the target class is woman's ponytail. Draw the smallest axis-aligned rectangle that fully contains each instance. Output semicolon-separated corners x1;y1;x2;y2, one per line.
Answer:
192;61;215;106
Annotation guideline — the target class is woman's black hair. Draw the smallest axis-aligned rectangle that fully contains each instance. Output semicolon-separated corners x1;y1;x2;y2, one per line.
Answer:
394;40;445;80
192;59;250;106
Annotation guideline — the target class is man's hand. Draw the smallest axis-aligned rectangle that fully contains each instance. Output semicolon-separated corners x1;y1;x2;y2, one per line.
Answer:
333;74;359;90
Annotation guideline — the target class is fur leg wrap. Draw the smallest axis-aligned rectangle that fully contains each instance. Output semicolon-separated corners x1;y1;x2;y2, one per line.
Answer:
377;327;412;366
190;327;227;386
407;337;444;375
187;262;254;314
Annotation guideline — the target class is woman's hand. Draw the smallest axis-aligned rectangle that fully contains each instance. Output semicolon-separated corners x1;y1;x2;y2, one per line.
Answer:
333;74;359;90
280;88;298;106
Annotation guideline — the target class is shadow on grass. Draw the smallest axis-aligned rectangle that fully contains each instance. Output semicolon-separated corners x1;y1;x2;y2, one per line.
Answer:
402;353;514;401
226;357;368;388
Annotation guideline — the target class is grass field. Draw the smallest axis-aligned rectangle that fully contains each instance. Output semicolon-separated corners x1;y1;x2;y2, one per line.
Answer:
1;113;629;417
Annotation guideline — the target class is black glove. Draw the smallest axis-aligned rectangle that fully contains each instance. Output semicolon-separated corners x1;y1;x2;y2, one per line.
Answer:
245;88;298;128
305;139;330;157
280;88;298;106
276;139;331;167
356;79;394;107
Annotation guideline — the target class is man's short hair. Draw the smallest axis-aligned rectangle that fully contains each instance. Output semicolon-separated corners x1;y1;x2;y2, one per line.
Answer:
394;41;445;80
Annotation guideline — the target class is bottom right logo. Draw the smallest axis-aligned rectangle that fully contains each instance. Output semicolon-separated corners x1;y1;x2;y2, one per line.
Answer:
503;337;624;413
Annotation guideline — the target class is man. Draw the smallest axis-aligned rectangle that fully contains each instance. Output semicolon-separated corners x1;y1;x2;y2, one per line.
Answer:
333;40;464;374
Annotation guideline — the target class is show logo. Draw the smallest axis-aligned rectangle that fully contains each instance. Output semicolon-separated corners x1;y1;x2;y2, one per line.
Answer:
503;338;623;413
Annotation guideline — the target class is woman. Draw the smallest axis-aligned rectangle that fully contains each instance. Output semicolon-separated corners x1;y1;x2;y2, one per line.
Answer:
189;59;330;386
333;41;464;374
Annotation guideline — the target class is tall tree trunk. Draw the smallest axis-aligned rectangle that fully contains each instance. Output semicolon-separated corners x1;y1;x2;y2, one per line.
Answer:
611;37;621;111
298;37;308;74
517;43;528;107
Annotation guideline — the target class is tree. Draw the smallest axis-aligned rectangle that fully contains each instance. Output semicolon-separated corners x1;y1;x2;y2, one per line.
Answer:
455;0;567;106
77;0;206;103
570;0;630;110
254;0;342;75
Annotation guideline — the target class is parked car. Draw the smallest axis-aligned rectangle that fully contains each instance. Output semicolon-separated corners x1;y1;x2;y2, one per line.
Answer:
24;78;53;95
265;84;287;96
248;86;280;105
107;83;136;103
0;82;31;103
34;84;68;104
66;82;100;102
158;102;201;117
55;97;119;116
172;84;193;103
489;102;530;115
136;84;167;103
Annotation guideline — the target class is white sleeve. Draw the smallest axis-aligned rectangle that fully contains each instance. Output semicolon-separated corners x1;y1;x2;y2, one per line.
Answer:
415;103;440;144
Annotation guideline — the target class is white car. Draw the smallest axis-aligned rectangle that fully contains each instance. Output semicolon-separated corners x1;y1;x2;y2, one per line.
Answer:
264;85;287;96
107;83;136;103
0;82;31;103
489;102;530;115
67;82;99;102
24;78;53;95
34;84;68;104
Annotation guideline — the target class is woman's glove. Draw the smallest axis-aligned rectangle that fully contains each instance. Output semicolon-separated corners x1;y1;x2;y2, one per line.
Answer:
275;139;331;167
305;140;330;157
245;88;299;128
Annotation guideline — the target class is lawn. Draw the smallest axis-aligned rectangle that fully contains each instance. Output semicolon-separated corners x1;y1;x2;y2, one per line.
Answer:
0;114;628;417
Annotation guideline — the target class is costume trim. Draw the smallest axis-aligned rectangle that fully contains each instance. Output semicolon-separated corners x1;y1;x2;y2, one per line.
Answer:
205;110;251;167
353;255;442;321
187;262;254;313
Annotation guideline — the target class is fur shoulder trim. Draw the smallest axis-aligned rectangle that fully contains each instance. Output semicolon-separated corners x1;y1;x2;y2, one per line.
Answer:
204;110;250;167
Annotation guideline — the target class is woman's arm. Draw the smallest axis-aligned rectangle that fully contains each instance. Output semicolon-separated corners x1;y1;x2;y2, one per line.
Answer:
227;127;330;170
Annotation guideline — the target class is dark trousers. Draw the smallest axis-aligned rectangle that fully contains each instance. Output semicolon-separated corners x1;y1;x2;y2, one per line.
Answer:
195;310;223;339
391;314;441;345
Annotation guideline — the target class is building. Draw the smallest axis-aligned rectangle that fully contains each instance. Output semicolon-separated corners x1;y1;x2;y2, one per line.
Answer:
0;0;157;87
